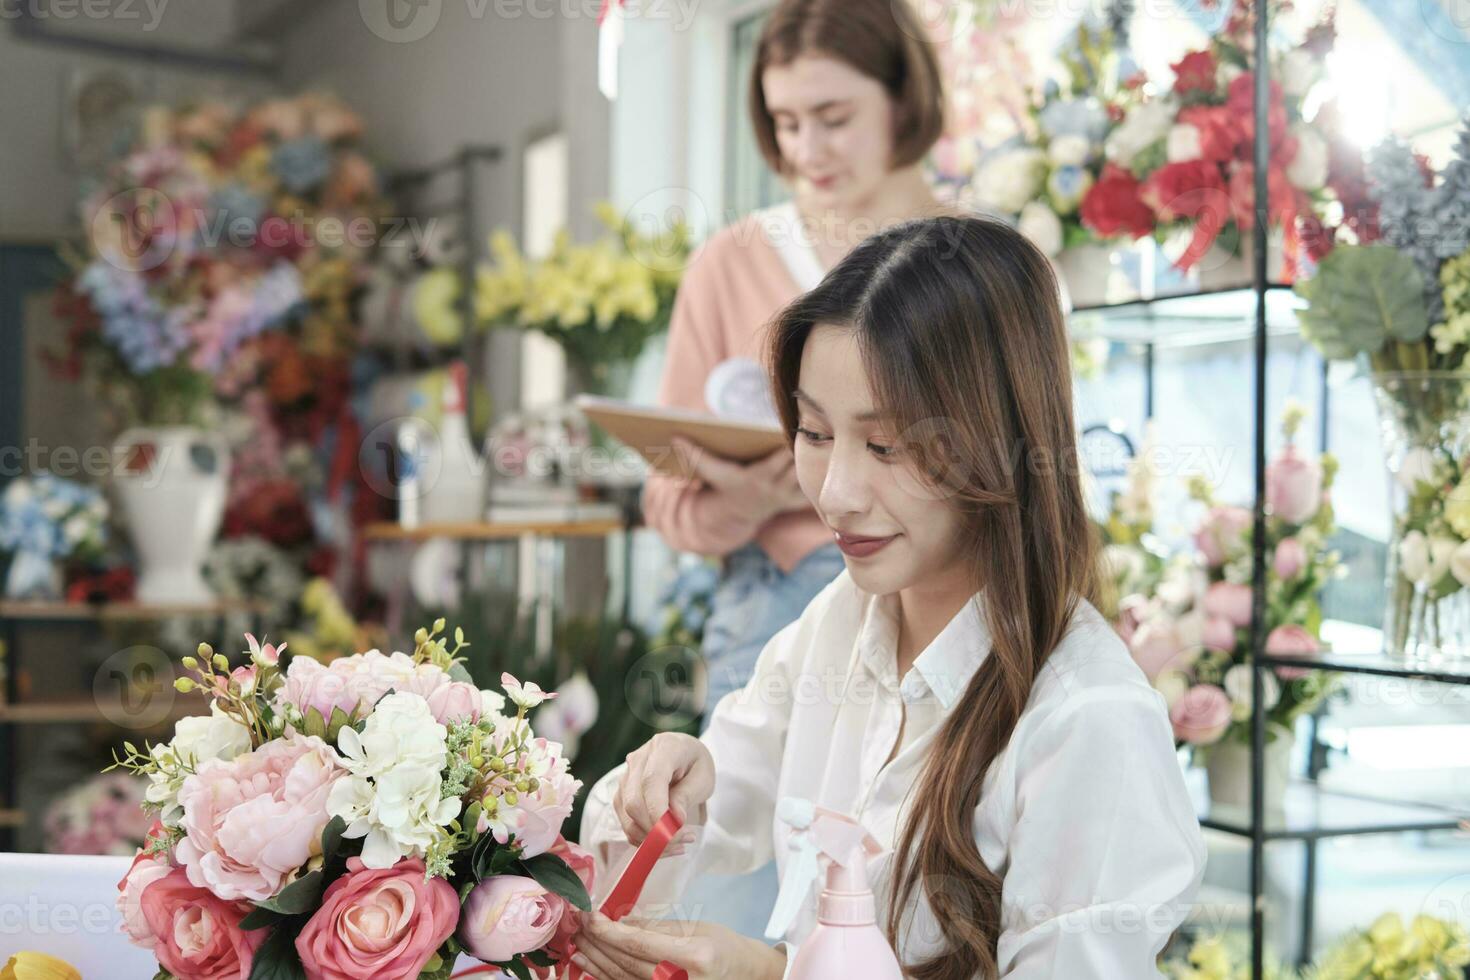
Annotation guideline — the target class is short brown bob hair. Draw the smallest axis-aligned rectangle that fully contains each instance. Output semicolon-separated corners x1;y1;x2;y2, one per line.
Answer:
748;0;946;176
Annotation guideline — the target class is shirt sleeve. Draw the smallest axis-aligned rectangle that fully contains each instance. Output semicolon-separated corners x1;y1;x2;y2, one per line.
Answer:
639;233;770;558
995;684;1206;978
576;615;805;915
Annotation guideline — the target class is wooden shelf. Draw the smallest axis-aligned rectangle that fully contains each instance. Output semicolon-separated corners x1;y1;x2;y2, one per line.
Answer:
362;517;627;542
0;599;264;622
0;693;210;725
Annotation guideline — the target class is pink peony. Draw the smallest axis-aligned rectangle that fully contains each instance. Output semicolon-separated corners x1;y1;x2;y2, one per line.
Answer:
1202;615;1238;653
1274;537;1307;580
1128;619;1194;681
139;867;266;980
176;733;345;902
459;876;564;964
295;857;459;980
1194;505;1252;567
1266;446;1323;525
1169;684;1233;745
543;836;596;966
1266;624;1320;680
1203;581;1254;629
116;849;172;949
396;665;485;725
275;649;419;721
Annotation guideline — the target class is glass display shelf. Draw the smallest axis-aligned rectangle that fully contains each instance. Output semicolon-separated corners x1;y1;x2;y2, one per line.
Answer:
1266;620;1470;687
1070;285;1303;347
1197;780;1470;842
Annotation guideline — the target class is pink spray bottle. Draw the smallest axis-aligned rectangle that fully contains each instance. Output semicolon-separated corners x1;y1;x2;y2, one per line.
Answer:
764;798;904;980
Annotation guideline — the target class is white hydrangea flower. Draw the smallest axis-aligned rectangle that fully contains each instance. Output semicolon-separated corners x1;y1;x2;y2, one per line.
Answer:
327;692;461;868
146;702;253;826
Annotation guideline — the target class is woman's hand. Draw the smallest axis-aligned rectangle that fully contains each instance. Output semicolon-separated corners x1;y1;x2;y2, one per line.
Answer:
613;733;715;847
572;913;788;980
671;438;809;524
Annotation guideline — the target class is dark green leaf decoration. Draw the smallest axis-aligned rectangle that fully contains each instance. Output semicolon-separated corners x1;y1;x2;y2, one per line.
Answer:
520;852;591;912
256;871;323;915
321;815;347;861
326;707;353;742
492;958;534;980
248;926;307;980
239;906;285;931
1295;244;1430;361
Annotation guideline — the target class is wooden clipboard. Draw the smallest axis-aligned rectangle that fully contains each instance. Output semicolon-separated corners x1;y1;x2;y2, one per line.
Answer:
574;395;788;478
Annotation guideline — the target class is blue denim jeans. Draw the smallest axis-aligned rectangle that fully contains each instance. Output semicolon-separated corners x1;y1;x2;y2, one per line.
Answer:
699;541;845;732
685;540;843;940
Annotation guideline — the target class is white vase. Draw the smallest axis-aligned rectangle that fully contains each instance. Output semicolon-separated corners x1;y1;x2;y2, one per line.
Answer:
1205;725;1295;812
1054;244;1121;309
112;426;229;605
1195;229;1288;291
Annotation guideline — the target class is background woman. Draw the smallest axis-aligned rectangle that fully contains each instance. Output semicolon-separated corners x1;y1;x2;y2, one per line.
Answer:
578;216;1206;979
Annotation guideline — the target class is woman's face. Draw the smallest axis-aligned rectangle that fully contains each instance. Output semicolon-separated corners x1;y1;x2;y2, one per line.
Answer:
762;54;896;214
793;324;968;597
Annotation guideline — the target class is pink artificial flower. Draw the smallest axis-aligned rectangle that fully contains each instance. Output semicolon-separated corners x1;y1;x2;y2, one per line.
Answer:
274;649;418;721
1274;537;1307;580
1265;624;1320;680
502;673;558;710
1195;505;1252;567
1202;615;1238;652
459;875;565;964
478;738;581;858
244;633;284;666
397;665;486;725
116;849;173;949
295;857;458;980
1203;581;1254;629
1169;684;1233;745
1128;619;1194;682
543;836;597;967
139;867;266;980
1266;445;1323;525
175;734;345;902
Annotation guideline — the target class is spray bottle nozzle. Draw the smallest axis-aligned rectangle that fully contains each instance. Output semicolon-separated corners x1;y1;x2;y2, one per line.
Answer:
764;798;885;940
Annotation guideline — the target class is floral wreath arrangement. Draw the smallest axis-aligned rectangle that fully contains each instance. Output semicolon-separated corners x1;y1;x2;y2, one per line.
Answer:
476;202;691;392
0;474;109;600
1119;405;1340;752
109;623;595;980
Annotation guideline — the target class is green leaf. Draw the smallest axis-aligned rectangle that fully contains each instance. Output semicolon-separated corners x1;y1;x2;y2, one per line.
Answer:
321;815;346;861
326;707;352;741
301;708;327;740
493;958;534;980
448;661;475;684
239;906;284;931
248;926;307;980
1296;245;1430;360
490;845;520;875
520;852;591;911
258;871;323;915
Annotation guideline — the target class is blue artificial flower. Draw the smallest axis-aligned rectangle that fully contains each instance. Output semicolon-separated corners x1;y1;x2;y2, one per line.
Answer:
208;184;267;245
1038;98;1109;146
271;136;332;195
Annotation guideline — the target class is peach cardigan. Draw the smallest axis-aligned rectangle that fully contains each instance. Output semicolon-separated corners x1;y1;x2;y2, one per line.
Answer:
641;202;834;573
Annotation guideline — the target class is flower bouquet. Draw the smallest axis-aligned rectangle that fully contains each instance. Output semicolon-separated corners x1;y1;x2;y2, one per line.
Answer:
475;202;690;394
1120;406;1340;803
1295;118;1470;657
110;622;596;980
1116;0;1355;277
43;773;151;856
0;474;109;600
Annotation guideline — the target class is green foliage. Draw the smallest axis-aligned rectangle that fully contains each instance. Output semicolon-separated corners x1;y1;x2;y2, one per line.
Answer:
1295;245;1430;361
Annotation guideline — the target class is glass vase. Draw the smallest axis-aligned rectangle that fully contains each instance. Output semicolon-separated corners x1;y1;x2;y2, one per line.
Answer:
1373;371;1470;660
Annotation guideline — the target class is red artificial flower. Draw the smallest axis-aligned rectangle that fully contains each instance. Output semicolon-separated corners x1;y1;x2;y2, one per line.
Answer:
1226;74;1290;158
223;478;314;546
1140;161;1230;270
1227;162;1309;231
1171;51;1218;96
1080;164;1156;240
1178;106;1244;163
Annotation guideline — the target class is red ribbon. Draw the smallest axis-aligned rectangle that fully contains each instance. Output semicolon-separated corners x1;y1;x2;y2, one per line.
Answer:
566;809;688;980
452;810;688;980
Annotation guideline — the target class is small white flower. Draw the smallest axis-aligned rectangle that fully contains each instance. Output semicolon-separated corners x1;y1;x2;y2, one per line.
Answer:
1396;448;1438;492
1223;664;1280;722
1048;134;1092;168
1399;530;1430;583
972;147;1047;214
1017;201;1064;257
1287;126;1329;191
502;673;558;711
1166;123;1203;163
1106;99;1177;169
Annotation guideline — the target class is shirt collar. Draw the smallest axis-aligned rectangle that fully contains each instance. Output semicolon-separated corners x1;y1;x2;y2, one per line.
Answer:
853;590;992;711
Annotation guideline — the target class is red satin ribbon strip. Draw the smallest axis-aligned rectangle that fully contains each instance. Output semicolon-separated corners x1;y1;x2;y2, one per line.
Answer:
565;809;688;980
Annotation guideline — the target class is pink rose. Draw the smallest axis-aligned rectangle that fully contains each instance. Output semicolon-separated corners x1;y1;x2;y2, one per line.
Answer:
275;650;419;721
1194;505;1252;566
275;656;353;719
116;849;172;949
295;857;459;980
1169;684;1233;745
139;867;265;980
1266;446;1322;525
1265;624;1319;680
176;733;345;902
1128;619;1193;681
424;680;485;724
1203;581;1254;629
1274;537;1307;580
1202;615;1237;652
543;836;596;965
460;875;564;964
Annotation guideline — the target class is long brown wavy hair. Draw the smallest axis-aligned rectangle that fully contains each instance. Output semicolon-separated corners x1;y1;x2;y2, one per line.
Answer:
766;216;1100;979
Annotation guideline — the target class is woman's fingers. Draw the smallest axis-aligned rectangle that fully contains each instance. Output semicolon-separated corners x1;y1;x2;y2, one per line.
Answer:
625;752;674;835
616;752;648;844
583;913;697;971
573;933;648;980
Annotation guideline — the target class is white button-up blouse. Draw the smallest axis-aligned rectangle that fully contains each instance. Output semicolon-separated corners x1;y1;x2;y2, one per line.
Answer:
580;569;1206;978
